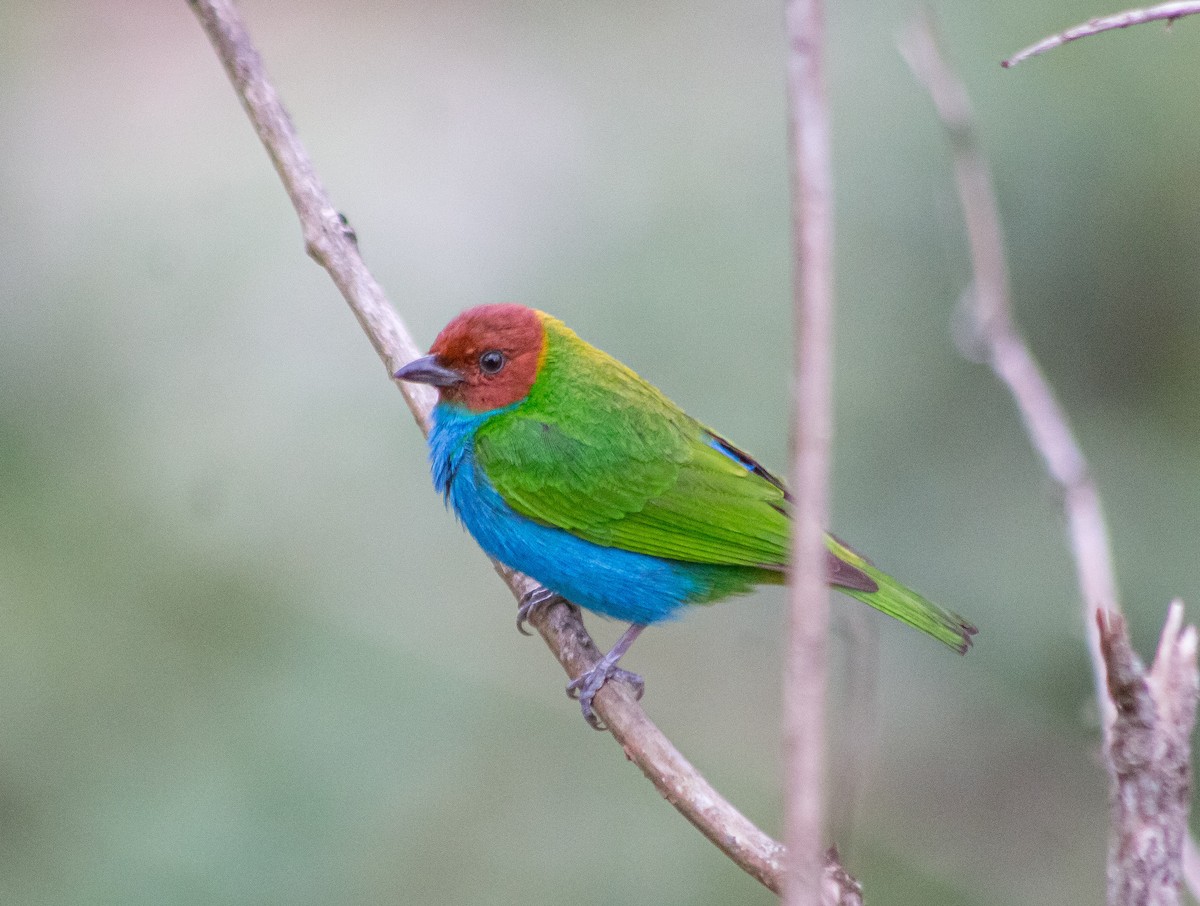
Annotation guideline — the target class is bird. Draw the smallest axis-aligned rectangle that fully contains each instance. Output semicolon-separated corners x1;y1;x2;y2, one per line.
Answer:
394;303;976;727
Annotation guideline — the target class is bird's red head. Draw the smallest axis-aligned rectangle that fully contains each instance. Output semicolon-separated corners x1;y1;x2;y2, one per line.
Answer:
394;303;545;412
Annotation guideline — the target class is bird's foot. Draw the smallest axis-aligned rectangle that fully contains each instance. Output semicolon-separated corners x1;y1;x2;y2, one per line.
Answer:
566;664;645;730
516;587;568;636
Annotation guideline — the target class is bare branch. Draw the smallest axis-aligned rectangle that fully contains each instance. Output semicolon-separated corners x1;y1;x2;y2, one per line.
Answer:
1003;1;1200;68
186;0;800;894
902;6;1119;732
784;0;839;904
903;14;1200;904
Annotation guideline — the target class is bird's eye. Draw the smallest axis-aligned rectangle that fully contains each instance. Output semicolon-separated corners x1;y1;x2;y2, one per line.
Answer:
479;349;506;375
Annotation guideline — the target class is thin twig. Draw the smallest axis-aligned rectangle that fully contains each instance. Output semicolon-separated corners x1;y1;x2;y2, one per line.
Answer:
784;0;838;904
901;12;1118;730
186;0;793;893
904;15;1200;903
1003;1;1200;68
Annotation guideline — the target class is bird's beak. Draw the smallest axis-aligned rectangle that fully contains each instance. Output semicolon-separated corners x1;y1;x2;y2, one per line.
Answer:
393;355;464;387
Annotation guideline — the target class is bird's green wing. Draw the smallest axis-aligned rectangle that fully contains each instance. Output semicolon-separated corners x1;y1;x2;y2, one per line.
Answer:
475;398;791;568
476;406;976;652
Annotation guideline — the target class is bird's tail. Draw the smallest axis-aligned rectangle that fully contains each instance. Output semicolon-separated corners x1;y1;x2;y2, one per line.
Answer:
825;535;977;654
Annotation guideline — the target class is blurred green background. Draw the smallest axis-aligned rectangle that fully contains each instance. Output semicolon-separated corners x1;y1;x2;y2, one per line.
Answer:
3;1;1200;903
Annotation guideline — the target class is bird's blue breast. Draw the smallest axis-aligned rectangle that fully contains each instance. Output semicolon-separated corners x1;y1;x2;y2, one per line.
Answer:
428;403;702;624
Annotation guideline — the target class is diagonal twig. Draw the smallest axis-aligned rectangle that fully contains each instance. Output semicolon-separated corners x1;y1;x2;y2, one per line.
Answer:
903;15;1200;904
1003;1;1200;68
902;9;1119;732
187;0;873;898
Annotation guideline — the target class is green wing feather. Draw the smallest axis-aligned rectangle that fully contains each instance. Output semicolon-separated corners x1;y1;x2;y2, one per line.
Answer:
476;315;976;653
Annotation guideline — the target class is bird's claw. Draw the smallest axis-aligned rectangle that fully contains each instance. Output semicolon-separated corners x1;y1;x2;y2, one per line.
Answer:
566;664;645;730
516;587;567;636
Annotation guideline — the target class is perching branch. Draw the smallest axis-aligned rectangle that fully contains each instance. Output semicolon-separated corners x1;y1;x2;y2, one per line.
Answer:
187;0;870;899
1003;1;1200;68
903;15;1200;904
784;0;839;904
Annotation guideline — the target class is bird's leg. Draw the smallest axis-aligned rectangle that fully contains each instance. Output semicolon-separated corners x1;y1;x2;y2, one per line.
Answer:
516;586;569;636
566;623;647;730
